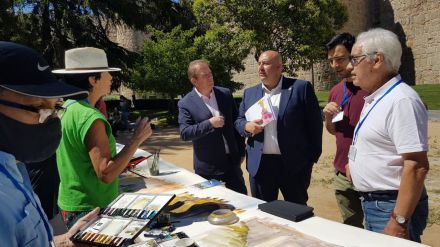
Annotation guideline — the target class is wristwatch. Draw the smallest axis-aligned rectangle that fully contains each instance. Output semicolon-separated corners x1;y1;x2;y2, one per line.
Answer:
392;211;408;226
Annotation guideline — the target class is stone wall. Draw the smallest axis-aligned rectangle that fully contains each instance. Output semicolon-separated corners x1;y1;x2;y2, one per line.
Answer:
109;0;440;99
233;0;440;94
369;0;440;85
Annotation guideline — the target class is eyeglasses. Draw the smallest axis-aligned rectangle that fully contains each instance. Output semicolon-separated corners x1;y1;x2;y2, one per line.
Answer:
0;98;66;123
348;55;369;66
349;53;378;66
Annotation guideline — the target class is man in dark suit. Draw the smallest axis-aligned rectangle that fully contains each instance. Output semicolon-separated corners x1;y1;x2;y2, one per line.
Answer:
178;60;247;194
235;50;322;204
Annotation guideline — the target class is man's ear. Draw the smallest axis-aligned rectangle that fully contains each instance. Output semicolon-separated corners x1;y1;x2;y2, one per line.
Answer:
374;53;385;65
190;77;197;86
88;76;97;87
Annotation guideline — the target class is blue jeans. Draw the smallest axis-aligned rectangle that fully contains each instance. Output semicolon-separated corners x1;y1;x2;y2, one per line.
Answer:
360;191;428;243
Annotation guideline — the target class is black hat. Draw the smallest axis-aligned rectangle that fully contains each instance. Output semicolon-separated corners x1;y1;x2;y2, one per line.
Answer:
0;41;88;98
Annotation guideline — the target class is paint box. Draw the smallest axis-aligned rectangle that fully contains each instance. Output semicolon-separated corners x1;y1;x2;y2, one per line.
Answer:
71;193;175;246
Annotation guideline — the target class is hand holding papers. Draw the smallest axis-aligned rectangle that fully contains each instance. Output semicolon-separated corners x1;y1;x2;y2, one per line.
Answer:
245;95;275;127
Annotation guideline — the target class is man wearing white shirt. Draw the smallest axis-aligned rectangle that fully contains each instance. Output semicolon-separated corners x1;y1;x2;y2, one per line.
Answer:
235;51;322;204
178;60;247;194
346;28;429;242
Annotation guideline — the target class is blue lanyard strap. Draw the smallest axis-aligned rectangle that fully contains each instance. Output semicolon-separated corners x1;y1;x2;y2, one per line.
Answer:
339;81;353;108
353;80;402;143
0;165;53;242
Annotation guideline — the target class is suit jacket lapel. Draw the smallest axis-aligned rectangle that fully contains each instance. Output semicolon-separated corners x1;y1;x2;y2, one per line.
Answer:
189;88;213;118
278;77;294;120
213;87;226;116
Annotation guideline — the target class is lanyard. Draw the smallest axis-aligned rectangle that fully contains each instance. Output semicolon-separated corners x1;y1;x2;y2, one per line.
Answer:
340;81;353;108
0;165;53;243
353;80;401;143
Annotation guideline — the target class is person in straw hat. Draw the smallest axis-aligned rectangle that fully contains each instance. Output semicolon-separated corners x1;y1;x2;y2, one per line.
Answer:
53;47;152;229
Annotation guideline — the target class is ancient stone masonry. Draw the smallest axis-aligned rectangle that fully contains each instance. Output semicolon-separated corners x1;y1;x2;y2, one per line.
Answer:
108;0;440;98
369;0;440;85
234;0;440;92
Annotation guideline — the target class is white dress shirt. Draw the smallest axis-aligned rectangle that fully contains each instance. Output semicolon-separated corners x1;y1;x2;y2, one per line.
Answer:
195;88;230;154
262;76;283;154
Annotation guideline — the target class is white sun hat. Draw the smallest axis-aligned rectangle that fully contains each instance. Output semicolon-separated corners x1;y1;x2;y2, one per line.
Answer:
52;47;121;74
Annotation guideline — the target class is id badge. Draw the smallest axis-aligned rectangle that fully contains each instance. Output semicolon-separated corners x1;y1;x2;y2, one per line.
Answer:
348;145;357;161
332;111;344;123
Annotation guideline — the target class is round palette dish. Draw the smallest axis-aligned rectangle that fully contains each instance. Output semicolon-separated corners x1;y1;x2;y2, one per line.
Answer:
207;209;239;225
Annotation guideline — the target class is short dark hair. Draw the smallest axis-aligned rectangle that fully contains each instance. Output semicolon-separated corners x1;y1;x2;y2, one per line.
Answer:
325;33;355;53
62;73;102;91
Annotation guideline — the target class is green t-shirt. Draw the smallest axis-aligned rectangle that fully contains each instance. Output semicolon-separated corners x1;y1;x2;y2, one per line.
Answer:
56;100;117;211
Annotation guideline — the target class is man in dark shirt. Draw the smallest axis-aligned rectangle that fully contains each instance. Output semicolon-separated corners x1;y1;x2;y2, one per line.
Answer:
323;33;368;228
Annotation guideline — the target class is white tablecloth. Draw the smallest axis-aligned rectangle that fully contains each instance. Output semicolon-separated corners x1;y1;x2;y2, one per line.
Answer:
121;146;427;247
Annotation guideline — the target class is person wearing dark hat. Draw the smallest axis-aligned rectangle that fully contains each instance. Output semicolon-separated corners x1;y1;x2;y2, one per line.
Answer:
0;41;98;246
53;47;152;229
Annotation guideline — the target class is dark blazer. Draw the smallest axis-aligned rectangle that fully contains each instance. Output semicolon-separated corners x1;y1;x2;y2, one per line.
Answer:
235;77;323;177
178;86;245;175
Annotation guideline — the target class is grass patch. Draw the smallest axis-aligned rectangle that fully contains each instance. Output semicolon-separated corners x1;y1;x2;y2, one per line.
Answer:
412;84;440;110
128;110;169;123
316;91;329;108
316;84;440;110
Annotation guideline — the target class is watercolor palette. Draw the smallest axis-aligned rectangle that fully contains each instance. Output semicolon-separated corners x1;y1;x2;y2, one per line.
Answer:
71;193;175;246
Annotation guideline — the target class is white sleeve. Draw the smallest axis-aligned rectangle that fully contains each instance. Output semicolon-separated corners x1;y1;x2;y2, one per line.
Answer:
387;97;428;154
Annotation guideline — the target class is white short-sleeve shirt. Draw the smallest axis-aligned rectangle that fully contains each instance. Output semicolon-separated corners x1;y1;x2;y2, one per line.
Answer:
349;75;428;192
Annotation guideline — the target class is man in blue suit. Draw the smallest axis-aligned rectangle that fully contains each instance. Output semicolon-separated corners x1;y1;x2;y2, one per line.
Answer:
178;60;247;194
235;51;322;204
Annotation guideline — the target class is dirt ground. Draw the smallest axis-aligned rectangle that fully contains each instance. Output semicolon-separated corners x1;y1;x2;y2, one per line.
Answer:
119;120;440;246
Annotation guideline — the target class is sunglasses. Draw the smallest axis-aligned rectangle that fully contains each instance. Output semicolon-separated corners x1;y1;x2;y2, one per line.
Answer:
0;98;66;123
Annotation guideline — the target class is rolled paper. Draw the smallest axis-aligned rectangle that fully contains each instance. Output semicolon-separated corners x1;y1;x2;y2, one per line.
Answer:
108;207;116;215
105;235;115;245
85;233;95;242
141;210;150;219
110;236;120;246
101;207;109;214
137;209;145;218
148;211;157;219
127;209;135;217
81;232;91;241
119;208;126;216
89;233;100;242
122;209;131;217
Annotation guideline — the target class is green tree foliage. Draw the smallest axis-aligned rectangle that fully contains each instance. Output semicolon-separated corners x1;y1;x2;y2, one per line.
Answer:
193;0;348;74
0;0;194;88
129;25;254;98
130;26;198;99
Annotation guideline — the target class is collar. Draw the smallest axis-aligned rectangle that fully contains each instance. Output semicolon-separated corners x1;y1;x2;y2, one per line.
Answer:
0;151;24;183
262;76;283;94
364;74;401;104
194;87;214;100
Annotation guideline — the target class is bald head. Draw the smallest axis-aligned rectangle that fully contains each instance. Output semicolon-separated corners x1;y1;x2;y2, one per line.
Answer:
258;50;283;89
260;50;282;64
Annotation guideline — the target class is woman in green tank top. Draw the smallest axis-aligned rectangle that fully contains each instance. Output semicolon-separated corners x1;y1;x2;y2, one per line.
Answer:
53;47;153;228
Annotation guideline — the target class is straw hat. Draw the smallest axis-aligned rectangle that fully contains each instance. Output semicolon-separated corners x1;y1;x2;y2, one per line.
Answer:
52;47;121;74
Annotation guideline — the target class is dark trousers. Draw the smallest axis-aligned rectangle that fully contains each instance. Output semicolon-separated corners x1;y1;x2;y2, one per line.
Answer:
249;154;312;205
197;157;247;195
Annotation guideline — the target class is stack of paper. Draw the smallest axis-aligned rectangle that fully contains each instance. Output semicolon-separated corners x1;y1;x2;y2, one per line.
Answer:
245;95;275;126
